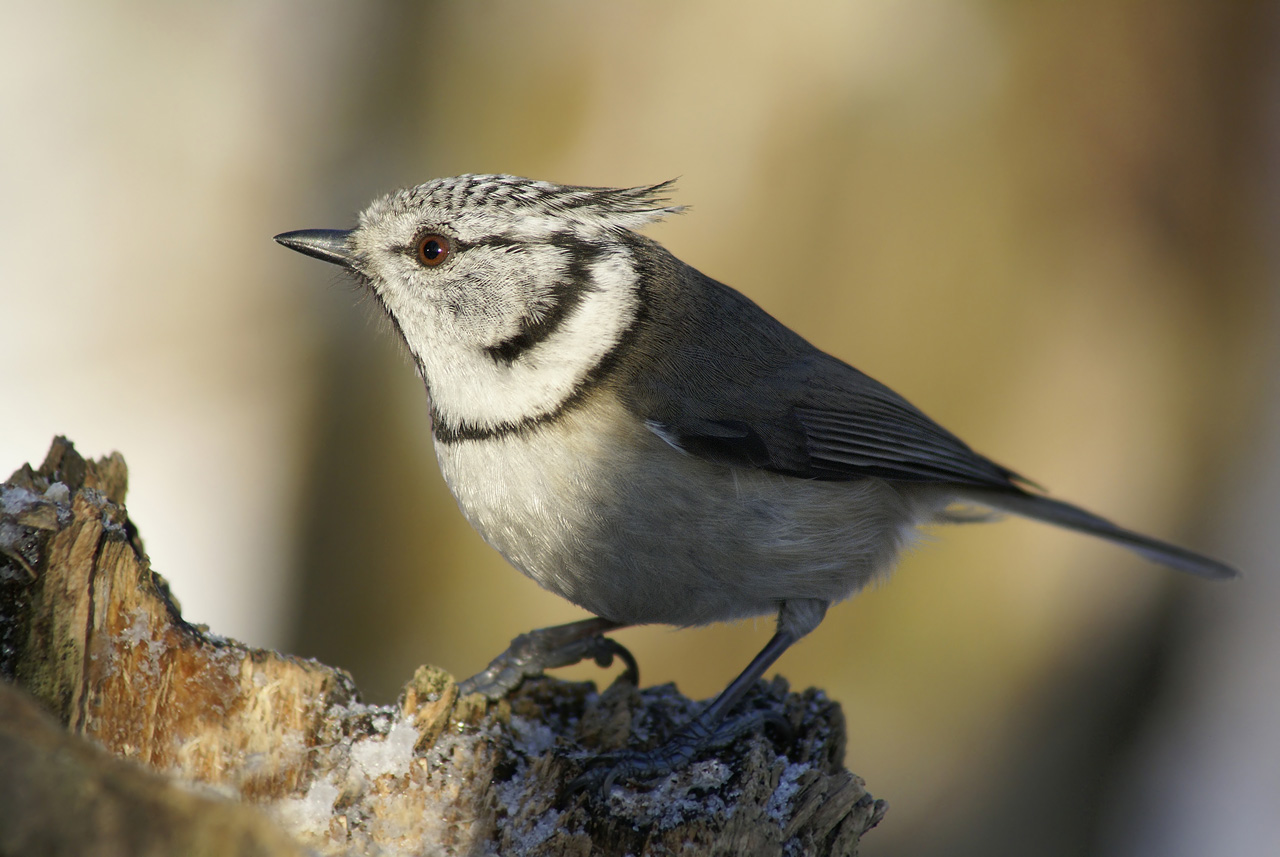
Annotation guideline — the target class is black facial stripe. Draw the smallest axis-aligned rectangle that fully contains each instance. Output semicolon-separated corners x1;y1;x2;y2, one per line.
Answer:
485;278;592;364
396;233;523;262
547;232;605;282
432;232;653;444
483;233;605;366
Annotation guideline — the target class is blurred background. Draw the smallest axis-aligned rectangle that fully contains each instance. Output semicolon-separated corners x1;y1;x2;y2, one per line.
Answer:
2;1;1277;854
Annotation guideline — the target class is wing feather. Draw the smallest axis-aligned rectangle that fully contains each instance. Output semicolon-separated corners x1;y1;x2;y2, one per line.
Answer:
627;258;1025;489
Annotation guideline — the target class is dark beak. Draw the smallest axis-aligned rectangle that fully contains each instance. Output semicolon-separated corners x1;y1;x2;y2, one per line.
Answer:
273;229;357;268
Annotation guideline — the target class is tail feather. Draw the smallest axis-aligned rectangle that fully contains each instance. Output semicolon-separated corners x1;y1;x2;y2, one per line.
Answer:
962;489;1238;580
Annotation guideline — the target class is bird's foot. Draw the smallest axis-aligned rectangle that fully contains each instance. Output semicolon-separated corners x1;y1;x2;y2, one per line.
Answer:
566;701;791;797
458;618;637;699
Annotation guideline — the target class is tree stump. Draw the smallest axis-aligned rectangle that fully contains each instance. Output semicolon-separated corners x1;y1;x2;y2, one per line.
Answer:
0;438;885;856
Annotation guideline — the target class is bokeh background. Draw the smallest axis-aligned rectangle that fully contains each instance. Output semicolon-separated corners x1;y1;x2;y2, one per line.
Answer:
3;2;1277;854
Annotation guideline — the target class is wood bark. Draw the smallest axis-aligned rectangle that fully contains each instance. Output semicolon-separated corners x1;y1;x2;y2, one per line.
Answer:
0;438;885;856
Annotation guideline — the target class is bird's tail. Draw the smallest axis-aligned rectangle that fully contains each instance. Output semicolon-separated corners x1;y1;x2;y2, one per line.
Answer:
960;489;1238;580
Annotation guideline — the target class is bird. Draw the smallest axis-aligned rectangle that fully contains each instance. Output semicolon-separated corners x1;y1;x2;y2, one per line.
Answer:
275;174;1237;790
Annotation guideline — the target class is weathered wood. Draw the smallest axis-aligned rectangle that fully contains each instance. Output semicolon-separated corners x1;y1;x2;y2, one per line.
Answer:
0;437;885;855
0;680;309;857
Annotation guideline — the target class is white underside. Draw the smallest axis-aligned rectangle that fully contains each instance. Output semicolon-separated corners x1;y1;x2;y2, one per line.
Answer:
434;391;947;627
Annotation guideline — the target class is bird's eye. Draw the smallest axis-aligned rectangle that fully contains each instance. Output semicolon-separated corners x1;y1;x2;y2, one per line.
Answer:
415;233;451;267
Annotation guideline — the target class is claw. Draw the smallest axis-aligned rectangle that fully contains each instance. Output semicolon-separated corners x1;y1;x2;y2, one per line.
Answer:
564;701;781;798
458;617;630;699
566;627;807;801
591;637;640;686
562;764;612;802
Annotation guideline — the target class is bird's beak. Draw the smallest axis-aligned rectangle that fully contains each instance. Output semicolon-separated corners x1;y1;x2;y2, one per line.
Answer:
273;229;357;268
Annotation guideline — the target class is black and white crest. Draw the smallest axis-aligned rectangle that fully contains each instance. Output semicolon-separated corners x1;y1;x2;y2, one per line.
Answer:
359;175;685;241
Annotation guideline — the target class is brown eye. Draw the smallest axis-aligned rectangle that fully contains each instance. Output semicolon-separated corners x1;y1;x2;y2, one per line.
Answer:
415;233;451;267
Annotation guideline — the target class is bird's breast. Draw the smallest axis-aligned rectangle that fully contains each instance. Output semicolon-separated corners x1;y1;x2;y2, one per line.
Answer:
431;393;932;626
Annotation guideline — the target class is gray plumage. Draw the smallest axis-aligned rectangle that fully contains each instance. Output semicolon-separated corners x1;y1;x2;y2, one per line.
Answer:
276;174;1236;786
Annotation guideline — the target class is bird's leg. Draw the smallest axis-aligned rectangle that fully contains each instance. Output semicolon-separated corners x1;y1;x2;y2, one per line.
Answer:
567;599;828;795
458;617;636;699
568;628;799;795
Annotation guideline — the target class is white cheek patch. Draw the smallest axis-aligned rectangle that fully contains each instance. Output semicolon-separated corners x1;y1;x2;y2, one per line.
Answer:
415;247;641;429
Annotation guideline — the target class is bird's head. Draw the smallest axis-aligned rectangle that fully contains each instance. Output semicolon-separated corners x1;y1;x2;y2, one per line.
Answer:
276;174;682;436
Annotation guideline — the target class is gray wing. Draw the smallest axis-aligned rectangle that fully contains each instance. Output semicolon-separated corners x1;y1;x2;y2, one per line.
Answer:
626;256;1025;489
640;351;1026;489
